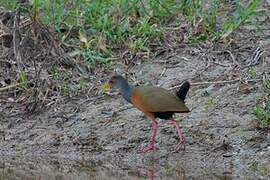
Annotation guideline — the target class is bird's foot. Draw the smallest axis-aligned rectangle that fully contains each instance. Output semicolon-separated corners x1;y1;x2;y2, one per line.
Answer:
175;140;185;152
138;145;156;154
169;119;186;152
174;134;186;152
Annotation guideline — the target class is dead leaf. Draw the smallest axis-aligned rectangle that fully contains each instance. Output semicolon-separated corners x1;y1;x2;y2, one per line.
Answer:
96;36;107;52
79;31;88;45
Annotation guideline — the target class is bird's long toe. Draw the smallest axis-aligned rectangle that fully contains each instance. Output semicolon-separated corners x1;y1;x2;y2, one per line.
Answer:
138;145;156;154
175;140;185;152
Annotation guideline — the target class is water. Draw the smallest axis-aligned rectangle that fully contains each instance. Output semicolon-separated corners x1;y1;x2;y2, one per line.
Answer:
0;156;236;180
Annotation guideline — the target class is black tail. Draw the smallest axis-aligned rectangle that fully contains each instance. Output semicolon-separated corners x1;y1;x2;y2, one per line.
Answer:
176;81;190;101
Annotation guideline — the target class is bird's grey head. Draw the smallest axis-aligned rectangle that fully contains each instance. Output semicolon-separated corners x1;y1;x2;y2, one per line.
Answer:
108;75;128;90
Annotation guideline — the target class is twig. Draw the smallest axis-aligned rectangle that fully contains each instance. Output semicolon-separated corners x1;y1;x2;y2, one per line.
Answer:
0;59;12;65
212;61;230;67
160;68;167;77
78;95;105;106
191;79;241;86
0;83;21;92
19;18;31;29
13;10;23;70
225;50;238;65
169;78;263;90
247;47;263;66
61;25;74;42
115;105;134;113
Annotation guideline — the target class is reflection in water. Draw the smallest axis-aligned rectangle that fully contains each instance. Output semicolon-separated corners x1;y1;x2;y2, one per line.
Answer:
136;156;187;180
138;165;187;180
0;159;107;180
138;166;156;180
0;155;240;180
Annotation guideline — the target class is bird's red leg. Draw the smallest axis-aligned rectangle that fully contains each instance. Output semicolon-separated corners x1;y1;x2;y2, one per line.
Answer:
169;119;185;151
139;119;158;153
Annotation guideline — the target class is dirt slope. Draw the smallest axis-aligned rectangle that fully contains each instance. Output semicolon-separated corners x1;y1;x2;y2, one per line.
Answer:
1;39;270;179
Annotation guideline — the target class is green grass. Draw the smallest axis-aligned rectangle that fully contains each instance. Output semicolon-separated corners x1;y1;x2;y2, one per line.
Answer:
0;0;263;67
47;66;90;96
253;79;270;129
249;160;269;176
254;102;270;129
249;67;257;79
0;1;17;10
82;50;114;69
17;71;28;90
250;160;258;172
263;79;270;90
220;0;261;39
204;96;214;112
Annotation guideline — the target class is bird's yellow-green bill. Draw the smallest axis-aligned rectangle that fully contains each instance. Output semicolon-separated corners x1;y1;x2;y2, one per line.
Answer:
101;82;111;91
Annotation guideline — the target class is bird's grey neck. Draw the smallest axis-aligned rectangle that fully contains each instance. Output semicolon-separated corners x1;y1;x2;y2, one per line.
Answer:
119;82;133;103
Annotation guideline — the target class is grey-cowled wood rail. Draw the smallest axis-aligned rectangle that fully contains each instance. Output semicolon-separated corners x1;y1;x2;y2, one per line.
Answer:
106;75;190;153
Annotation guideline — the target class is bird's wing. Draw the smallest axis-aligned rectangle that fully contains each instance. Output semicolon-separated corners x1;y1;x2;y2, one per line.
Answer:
131;86;189;113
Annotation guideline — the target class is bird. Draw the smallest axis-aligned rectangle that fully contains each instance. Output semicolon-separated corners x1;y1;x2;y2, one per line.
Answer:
105;75;190;153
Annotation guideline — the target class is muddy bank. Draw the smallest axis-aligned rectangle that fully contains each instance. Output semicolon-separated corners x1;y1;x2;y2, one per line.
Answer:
1;40;270;179
1;5;270;179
